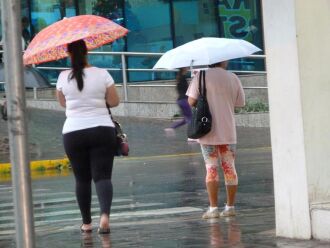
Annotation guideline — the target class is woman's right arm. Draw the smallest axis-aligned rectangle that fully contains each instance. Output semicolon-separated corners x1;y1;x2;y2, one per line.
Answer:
106;84;120;107
56;71;66;108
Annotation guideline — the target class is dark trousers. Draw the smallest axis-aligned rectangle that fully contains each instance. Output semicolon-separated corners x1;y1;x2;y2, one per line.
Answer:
63;126;116;224
171;98;192;129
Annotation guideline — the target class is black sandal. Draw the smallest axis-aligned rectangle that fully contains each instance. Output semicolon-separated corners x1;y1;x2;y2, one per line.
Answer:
97;227;110;234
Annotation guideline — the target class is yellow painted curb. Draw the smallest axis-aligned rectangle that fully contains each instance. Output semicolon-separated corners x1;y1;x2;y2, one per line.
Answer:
118;152;202;161
0;169;71;182
0;146;272;175
0;158;70;174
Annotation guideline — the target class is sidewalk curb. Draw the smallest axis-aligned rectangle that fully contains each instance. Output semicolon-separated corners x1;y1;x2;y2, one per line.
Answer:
0;158;70;174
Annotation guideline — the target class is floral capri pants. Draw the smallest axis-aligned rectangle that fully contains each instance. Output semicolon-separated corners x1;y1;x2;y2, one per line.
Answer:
200;144;238;185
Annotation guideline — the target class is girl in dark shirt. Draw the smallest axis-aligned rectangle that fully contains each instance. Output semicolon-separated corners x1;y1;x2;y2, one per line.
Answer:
164;68;192;135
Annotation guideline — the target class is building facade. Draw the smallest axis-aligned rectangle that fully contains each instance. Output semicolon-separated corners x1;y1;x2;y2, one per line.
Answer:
1;0;264;82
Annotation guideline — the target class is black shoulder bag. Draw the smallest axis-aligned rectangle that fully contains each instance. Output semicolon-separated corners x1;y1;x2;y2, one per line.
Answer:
187;70;212;139
107;106;129;156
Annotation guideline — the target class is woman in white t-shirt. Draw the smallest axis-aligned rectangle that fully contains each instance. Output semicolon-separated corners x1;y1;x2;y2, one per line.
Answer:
56;39;119;234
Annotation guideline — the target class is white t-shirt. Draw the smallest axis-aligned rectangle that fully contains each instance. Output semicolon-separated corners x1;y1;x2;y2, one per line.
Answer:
56;67;115;134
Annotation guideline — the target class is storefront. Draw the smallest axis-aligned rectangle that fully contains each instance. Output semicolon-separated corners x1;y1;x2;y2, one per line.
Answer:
1;0;264;83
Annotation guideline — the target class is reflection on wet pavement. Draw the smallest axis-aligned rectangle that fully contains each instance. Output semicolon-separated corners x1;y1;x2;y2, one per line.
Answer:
81;232;111;248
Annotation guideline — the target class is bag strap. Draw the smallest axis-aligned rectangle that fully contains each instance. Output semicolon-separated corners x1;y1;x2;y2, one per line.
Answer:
198;70;206;97
106;103;115;122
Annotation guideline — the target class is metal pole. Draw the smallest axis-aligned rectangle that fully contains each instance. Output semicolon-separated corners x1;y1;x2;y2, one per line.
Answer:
121;54;128;101
0;1;35;247
33;88;37;100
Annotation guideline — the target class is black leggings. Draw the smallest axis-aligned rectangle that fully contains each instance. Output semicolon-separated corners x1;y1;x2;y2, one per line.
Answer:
63;126;116;224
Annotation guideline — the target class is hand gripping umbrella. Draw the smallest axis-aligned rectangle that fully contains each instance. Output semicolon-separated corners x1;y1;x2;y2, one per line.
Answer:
153;37;261;69
23;15;128;65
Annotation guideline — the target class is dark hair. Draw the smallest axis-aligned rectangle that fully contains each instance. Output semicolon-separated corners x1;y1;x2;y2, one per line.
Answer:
209;62;222;68
67;39;87;91
176;68;186;82
21;16;29;24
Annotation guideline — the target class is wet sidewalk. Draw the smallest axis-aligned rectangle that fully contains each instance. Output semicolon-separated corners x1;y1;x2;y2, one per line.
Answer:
0;109;329;247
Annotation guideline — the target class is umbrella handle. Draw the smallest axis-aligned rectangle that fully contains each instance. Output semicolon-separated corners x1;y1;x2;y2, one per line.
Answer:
189;60;194;72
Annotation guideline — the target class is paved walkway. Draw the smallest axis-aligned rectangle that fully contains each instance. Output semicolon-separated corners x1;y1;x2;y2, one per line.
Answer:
0;109;329;247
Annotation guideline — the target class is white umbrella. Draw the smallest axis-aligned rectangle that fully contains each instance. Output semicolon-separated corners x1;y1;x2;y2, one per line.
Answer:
153;37;261;69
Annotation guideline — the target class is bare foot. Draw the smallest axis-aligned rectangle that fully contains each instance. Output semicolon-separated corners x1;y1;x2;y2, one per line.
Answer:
99;214;110;229
81;223;93;232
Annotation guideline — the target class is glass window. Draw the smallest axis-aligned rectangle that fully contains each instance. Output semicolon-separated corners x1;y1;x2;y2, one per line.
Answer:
172;0;219;46
78;0;124;83
31;0;76;34
0;1;32;58
218;0;264;71
21;1;32;49
79;0;124;27
0;0;31;42
0;1;35;88
0;4;2;85
30;1;77;83
0;5;3;42
125;0;173;82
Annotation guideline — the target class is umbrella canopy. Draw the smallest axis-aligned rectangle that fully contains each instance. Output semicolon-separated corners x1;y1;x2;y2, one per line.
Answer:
153;37;261;69
23;15;128;65
0;64;51;88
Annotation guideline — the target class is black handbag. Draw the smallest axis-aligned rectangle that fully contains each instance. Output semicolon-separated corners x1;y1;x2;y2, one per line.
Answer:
187;70;212;139
107;107;129;156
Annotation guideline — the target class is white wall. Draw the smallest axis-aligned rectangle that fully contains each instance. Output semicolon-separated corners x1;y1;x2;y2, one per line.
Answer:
294;0;330;202
262;0;311;239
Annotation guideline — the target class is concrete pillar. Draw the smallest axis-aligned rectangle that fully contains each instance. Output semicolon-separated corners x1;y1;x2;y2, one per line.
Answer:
294;1;330;203
262;0;330;240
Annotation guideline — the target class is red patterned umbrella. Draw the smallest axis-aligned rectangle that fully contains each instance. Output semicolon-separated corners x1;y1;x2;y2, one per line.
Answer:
23;15;128;65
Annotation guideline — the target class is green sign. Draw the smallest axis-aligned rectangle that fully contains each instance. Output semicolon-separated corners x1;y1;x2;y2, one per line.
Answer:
218;0;255;42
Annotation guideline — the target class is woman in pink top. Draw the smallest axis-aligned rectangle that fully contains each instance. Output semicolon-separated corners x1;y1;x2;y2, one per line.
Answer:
186;61;245;219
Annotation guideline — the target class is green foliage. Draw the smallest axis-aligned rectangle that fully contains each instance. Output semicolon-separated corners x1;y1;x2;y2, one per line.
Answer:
172;113;182;118
55;163;70;171
235;101;269;113
172;100;268;118
34;165;46;172
0;168;11;174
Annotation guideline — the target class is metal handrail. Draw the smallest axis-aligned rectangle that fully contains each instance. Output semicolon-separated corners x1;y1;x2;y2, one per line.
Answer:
1;81;267;89
36;51;265;72
36;66;266;74
1;50;266;101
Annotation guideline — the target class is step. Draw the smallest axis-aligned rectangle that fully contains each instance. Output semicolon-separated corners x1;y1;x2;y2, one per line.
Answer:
310;202;330;240
26;100;270;127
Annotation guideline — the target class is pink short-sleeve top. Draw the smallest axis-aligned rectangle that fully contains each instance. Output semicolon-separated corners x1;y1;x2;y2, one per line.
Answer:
186;68;245;145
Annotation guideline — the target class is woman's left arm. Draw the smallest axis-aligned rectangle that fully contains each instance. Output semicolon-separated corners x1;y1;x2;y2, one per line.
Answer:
56;90;66;108
106;84;120;107
186;73;199;107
